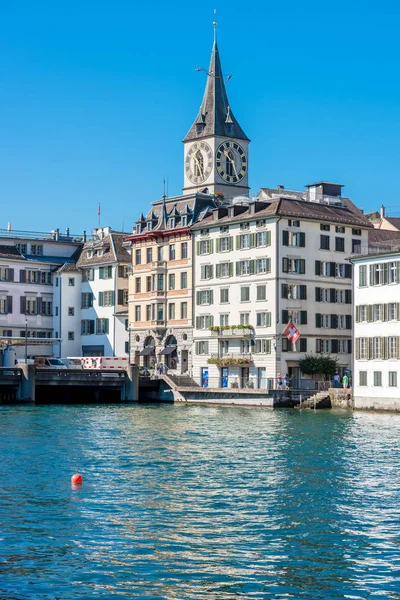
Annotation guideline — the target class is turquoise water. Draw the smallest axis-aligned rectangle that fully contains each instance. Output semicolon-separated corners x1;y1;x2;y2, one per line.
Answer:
1;405;400;599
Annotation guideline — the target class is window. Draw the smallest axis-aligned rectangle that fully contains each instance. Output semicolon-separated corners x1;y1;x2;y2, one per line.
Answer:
220;340;229;355
157;274;164;291
217;262;232;278
256;312;271;327
256;231;270;247
157;303;164;320
282;231;305;247
373;304;383;321
281;284;307;300
359;265;367;287
102;291;115;307
135;306;141;322
201;265;213;280
373;371;382;387
352;229;362;236
240;340;250;353
157;246;163;262
22;296;37;315
81;292;93;308
237;234;251;249
288;219;300;227
256;258;271;274
55;306;59;316
145;305;151;321
257;219;267;227
356;337;368;360
373;337;382;359
389;303;397;320
68;331;74;341
320;235;330;250
335;237;345;252
198;240;212;255
169;274;175;290
181;242;188;259
359;371;367;386
257;285;266;301
389;372;397;387
0;295;12;315
168;303;175;320
68;307;74;316
237;260;251;276
181;272;187;289
196;314;213;329
181;302;188;319
169;244;176;261
320;224;330;231
145;276;151;292
135;277;141;293
168;218;175;229
68;278;75;287
200;228;209;236
352;239;361;254
195;341;209;355
95;318;109;334
241;287;250;302
99;266;113;280
240;222;249;230
146;247;152;263
220;225;229;233
135;249;141;265
0;268;14;282
240;313;250;325
282;258;305;274
81;320;95;335
254;339;271;354
282;337;308;352
219;237;231;252
220;288;229;303
388;337;398;359
82;268;94;281
197;290;213;305
336;226;345;233
220;314;229;326
16;243;27;254
2;330;12;337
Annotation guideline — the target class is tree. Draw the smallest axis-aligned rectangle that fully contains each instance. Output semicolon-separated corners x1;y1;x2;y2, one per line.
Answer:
299;354;340;380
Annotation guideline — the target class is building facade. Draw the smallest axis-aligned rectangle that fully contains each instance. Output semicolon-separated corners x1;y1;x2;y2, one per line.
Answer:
353;251;400;410
191;183;372;388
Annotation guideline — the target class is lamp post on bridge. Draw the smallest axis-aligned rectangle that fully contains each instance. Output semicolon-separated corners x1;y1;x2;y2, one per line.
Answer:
25;318;28;364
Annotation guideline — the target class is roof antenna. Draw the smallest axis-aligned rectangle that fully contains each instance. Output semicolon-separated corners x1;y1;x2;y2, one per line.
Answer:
213;9;217;43
162;175;166;200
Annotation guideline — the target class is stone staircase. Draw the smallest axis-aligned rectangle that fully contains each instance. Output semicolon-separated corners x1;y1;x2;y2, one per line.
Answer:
162;374;200;389
296;391;331;409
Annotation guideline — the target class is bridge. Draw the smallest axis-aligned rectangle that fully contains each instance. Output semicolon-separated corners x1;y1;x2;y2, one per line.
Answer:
0;365;138;403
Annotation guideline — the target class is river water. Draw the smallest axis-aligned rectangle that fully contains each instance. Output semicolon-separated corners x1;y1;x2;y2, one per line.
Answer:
1;404;400;599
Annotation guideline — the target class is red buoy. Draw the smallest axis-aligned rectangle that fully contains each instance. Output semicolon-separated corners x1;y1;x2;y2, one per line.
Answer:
71;473;83;485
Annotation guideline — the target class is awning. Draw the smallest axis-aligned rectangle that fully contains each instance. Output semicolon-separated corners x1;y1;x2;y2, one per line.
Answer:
159;345;177;355
139;347;155;356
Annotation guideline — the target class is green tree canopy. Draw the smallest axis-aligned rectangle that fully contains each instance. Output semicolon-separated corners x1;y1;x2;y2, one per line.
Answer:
299;354;340;380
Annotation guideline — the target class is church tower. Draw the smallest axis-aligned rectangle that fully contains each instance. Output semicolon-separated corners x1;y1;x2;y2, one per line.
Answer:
183;29;250;200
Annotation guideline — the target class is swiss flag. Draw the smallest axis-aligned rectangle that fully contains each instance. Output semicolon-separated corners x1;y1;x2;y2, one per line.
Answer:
283;321;300;344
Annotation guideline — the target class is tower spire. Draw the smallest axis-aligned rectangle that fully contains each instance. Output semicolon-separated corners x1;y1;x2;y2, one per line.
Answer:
183;30;249;143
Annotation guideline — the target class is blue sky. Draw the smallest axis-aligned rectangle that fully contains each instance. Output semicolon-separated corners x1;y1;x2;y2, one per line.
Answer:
1;0;400;235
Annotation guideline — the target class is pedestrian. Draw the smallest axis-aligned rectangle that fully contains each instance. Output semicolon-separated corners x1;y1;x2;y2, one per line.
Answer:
343;373;349;389
277;373;283;389
333;373;340;388
284;373;290;389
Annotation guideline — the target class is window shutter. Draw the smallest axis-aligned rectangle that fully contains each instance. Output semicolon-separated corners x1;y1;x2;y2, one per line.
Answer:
37;298;43;315
383;303;389;321
90;320;95;334
236;262;240;276
331;339;338;353
20;270;26;283
99;292;104;307
250;260;255;275
346;315;352;329
118;265;124;277
282;284;288;299
300;259;305;274
209;240;214;253
196;317;200;329
226;237;232;251
330;262;336;277
196;291;201;305
209;266;214;279
315;261;321;276
316;313;321;328
266;312;271;327
20;296;26;314
282;258;288;273
345;264;352;279
201;266;205;280
299;338;307;352
236;235;241;250
356;306;360;322
6;296;12;314
105;319;109;334
195;342;199;355
282;230;289;246
331;314;338;329
99;267;104;279
368;337;373;359
299;232;305;247
118;289;124;305
383;263;389;284
266;259;271;273
229;263;234;277
369;264;374;284
355;338;360;360
347;339;352;354
315;287;321;302
210;290;214;304
282;310;289;323
111;291;115;306
196;241;200;255
282;338;288;352
216;238;221;252
266;339;271;354
316;339;321;353
89;293;94;307
300;285;307;300
216;264;220;278
345;290;352;304
367;305;373;322
300;311;307;325
8;269;14;282
266;231;271;246
210;315;214;326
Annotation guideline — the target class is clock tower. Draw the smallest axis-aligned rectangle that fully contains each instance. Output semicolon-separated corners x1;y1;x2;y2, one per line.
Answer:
183;31;250;200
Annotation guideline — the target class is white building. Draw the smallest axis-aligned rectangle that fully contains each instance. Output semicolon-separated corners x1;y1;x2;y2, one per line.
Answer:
191;183;372;389
352;250;400;410
0;228;82;360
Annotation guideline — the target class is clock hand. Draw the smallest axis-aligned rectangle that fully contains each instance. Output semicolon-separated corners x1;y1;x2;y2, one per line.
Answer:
223;150;238;178
193;155;204;176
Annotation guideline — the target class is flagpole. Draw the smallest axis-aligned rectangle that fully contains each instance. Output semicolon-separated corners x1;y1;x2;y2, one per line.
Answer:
98;203;101;228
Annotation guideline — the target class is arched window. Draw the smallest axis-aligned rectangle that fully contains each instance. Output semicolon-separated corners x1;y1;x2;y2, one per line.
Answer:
194;150;204;177
226;150;235;177
166;335;177;346
144;336;155;348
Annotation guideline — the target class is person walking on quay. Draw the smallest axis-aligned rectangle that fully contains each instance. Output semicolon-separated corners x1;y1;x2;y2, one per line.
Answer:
277;373;283;389
343;373;349;389
284;373;290;389
333;373;340;388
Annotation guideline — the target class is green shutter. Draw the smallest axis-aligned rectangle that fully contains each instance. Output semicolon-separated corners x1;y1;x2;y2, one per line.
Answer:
282;230;289;246
266;312;271;327
216;264;220;278
250;233;256;248
210;265;214;279
216;238;221;252
315;261;321;275
266;339;271;354
236;235;241;250
250;260;255;274
111;291;115;306
282;258;288;273
300;232;306;247
282;310;289;323
209;240;214;253
229;262;234;277
266;230;271;246
196;291;201;305
210;290;214;304
105;319;109;334
99;267;104;279
229;237;233;251
300;311;307;325
98;292;104;306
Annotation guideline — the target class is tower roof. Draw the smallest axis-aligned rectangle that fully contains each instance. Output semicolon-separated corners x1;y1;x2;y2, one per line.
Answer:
184;40;249;142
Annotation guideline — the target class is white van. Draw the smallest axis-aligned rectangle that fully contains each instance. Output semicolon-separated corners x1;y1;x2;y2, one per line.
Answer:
34;357;67;369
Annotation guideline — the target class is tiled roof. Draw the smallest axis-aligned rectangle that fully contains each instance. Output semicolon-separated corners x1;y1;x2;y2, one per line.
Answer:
368;228;400;250
0;245;25;260
56;262;82;274
384;217;400;230
77;232;131;267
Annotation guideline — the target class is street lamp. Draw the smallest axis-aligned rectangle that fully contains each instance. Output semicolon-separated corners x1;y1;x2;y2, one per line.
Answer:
25;318;28;364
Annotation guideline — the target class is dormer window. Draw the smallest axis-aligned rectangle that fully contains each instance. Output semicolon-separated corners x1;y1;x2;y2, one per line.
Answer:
196;124;204;134
147;221;152;231
226;123;233;135
169;218;175;229
87;250;93;258
97;249;103;257
181;216;187;226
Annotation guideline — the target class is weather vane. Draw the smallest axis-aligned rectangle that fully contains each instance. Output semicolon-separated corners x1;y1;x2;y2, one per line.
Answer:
195;11;233;84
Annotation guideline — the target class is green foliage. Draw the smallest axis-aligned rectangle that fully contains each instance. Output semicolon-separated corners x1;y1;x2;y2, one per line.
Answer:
209;324;254;332
299;354;340;380
207;357;253;366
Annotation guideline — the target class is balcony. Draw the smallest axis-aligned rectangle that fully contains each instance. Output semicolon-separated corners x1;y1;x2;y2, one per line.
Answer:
210;326;254;337
150;260;167;270
208;353;253;366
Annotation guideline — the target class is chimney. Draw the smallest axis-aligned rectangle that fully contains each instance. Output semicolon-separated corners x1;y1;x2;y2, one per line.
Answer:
83;230;87;243
66;227;70;238
380;205;385;218
277;185;284;191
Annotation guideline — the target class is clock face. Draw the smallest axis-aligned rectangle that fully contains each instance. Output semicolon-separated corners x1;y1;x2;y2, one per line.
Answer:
216;141;247;184
185;141;213;184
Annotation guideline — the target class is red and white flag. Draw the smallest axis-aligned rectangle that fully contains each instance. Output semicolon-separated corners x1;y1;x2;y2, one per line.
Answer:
283;321;300;344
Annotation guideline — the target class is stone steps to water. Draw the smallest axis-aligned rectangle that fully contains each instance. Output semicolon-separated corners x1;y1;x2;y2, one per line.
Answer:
297;391;331;410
